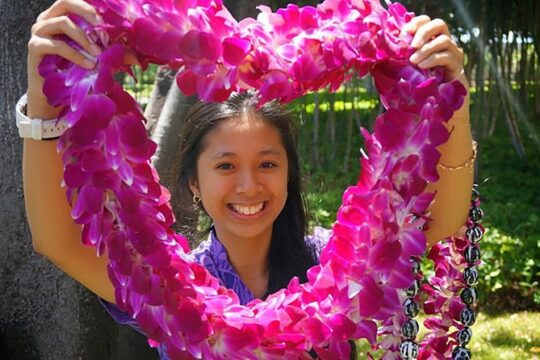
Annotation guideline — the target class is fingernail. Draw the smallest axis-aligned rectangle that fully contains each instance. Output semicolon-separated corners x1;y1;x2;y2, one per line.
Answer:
409;53;419;63
80;49;97;62
83;59;96;69
80;49;97;68
87;30;101;46
90;44;102;56
94;15;104;24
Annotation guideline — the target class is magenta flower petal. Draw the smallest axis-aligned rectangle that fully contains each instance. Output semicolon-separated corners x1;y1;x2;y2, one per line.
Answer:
291;53;324;83
358;276;383;317
328;313;356;340
70;75;94;111
92;169;121;191
81;148;109;172
304;317;332;346
81;94;116;129
70;119;104;146
154;31;183;61
400;228;426;258
368;240;401;272
133;18;163;55
42;71;69;107
130;265;151;294
73;182;103;218
117;184;140;214
375;109;416;151
260;70;293;104
355;319;378;345
129;225;157;256
175;70;197;97
94;69;115;95
105;126;120;155
196;67;234;102
178;30;221;62
222;37;251;66
117;159;134;185
64;163;90;188
173;299;203;334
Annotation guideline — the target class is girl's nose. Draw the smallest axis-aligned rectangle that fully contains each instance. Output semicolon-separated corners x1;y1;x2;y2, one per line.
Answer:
235;169;262;195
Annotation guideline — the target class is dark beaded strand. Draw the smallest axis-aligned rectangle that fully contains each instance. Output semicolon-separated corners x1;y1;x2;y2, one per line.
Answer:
399;255;422;359
453;184;484;360
398;185;484;360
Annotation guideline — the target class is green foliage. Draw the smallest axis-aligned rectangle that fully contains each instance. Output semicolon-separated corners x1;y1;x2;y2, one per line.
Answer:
294;87;540;312
474;121;540;312
123;64;159;108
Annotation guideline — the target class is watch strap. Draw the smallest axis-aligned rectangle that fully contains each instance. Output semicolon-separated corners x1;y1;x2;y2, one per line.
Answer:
15;94;67;140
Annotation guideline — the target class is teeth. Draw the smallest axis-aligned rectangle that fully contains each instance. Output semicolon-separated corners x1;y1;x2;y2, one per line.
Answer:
231;202;264;215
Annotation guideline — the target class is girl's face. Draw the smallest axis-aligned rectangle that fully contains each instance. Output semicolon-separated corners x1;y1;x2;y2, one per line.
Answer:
189;116;289;242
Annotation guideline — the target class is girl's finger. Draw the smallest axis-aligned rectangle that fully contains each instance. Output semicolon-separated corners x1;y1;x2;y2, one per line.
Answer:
31;15;101;56
28;36;96;69
417;50;463;80
37;0;102;26
411;18;450;49
409;35;461;65
403;15;431;34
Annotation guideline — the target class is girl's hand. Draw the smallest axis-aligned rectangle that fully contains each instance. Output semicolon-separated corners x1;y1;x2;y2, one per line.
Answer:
27;0;102;104
404;16;469;88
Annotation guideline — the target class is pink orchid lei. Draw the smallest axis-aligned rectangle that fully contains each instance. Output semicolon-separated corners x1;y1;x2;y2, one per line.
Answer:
38;0;470;358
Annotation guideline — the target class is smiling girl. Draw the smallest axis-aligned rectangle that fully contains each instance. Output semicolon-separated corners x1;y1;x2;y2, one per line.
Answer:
22;0;475;358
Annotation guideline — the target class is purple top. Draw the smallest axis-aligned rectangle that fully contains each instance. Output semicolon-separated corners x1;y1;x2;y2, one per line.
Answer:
100;227;331;359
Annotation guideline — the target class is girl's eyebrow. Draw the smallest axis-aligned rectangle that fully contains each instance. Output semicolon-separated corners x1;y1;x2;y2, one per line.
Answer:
210;148;283;160
210;151;236;160
260;148;283;156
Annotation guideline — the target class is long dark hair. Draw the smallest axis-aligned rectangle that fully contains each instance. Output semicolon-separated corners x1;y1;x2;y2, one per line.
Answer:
174;91;357;360
175;90;317;293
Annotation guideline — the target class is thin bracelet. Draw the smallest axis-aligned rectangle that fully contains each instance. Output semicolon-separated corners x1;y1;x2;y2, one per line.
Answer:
437;141;477;172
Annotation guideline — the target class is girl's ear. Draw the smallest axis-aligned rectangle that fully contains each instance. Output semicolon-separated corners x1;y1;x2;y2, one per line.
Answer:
188;178;200;197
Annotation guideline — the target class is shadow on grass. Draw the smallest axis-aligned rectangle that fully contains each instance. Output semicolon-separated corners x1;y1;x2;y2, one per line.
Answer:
487;328;540;349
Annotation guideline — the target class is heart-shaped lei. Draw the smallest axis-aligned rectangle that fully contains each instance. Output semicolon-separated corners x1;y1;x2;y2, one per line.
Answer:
39;0;468;358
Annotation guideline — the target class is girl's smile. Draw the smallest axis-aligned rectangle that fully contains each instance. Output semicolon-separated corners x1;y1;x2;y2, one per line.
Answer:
227;201;267;217
189;115;289;244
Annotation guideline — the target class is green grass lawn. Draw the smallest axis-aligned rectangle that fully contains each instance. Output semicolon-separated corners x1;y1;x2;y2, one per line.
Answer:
353;312;540;359
469;312;540;359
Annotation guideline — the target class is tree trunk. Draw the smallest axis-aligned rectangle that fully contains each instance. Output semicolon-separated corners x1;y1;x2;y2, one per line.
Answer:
144;67;176;136
312;93;321;169
149;80;199;241
343;84;353;174
493;31;526;157
224;0;272;19
327;92;337;163
0;1;157;359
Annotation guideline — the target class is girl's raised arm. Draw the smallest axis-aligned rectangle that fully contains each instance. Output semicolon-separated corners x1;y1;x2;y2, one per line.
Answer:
23;0;115;303
405;16;475;247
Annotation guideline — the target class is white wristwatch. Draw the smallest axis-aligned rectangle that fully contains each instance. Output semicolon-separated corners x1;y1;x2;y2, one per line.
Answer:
15;94;67;140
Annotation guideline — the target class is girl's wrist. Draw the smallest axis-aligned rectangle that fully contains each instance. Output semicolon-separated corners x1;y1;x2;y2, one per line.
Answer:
26;90;61;120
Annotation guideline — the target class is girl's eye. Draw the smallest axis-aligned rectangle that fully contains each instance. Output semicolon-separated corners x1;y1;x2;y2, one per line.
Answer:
261;162;277;169
216;163;233;170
